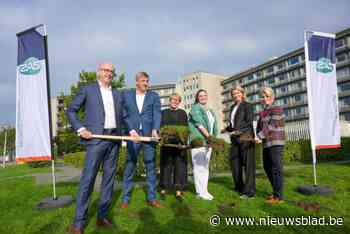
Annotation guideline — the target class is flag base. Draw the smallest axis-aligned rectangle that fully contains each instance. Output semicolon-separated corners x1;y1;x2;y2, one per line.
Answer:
36;195;73;210
297;185;333;196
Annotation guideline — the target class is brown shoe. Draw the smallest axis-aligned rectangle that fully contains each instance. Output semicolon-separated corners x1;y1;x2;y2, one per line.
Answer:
266;197;284;205
96;218;114;228
266;195;274;201
120;202;129;209
67;224;84;234
147;200;165;208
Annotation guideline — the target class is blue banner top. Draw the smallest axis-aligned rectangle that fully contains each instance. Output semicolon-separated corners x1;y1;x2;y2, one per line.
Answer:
307;35;335;63
17;29;45;66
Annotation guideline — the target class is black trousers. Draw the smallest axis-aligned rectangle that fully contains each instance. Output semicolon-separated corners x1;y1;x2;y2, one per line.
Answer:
159;147;188;191
230;139;256;196
263;146;284;199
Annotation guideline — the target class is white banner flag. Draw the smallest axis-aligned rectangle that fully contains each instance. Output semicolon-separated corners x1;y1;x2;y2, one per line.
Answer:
16;28;52;163
305;31;341;153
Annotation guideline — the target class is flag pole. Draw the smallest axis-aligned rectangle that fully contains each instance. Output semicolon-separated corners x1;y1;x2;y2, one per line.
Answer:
42;24;57;200
312;147;317;185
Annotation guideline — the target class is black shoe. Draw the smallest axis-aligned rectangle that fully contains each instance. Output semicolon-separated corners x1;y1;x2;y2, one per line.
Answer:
175;195;183;202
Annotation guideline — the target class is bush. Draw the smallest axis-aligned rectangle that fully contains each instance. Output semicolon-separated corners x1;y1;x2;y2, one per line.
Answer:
27;160;51;168
62;137;350;175
63;146;144;179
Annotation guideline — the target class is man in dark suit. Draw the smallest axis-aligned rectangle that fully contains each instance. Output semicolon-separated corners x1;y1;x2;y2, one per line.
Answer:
225;86;256;199
66;63;123;234
120;71;163;208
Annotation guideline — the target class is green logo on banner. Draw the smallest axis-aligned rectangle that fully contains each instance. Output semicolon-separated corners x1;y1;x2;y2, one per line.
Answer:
19;57;42;75
316;57;333;74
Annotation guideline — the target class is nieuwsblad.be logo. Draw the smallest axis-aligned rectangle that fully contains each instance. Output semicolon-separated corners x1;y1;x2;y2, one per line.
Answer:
19;57;42;75
316;57;333;74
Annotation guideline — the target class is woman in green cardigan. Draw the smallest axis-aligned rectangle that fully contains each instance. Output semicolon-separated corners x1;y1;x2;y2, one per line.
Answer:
188;89;218;200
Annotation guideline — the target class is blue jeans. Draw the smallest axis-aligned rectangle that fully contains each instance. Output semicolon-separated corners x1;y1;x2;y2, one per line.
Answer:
73;141;120;229
122;141;157;203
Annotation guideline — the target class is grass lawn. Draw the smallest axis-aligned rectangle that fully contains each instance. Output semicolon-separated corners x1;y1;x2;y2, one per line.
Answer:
0;162;349;234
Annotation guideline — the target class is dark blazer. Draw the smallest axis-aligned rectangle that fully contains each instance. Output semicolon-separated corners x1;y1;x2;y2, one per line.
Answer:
122;89;161;136
66;82;123;145
226;101;254;137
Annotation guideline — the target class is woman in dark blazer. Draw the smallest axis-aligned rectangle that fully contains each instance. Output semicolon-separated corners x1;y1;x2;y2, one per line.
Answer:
225;85;255;199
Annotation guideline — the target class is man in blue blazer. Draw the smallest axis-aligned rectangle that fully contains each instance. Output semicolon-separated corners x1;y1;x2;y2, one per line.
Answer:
121;71;163;208
66;63;123;234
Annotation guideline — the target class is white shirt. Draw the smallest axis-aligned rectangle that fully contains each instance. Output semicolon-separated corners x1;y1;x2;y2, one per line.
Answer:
230;103;240;129
136;93;145;113
77;81;116;135
99;81;117;129
206;110;215;135
136;92;146;130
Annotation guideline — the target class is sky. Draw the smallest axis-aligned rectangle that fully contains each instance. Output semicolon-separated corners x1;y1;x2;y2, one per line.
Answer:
1;0;350;126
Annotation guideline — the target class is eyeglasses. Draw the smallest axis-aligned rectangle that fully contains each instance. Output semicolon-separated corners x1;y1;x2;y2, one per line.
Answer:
100;68;114;73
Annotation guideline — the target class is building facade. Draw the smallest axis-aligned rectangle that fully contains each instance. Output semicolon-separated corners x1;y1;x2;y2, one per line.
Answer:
149;84;176;110
175;71;227;131
50;96;65;137
221;27;350;128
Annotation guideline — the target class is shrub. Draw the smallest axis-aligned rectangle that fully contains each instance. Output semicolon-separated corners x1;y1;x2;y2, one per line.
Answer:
27;160;52;168
62;138;350;174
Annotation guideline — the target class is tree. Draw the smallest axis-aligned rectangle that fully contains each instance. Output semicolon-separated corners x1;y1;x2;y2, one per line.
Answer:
55;70;126;156
0;127;16;160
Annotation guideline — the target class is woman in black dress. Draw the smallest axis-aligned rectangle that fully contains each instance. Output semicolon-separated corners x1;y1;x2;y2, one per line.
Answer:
159;93;188;201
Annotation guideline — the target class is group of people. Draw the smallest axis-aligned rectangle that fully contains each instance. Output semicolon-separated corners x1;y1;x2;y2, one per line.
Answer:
66;63;285;234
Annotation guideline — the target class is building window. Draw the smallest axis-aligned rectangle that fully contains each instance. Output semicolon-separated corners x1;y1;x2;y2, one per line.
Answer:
343;113;350;121
339;82;350;92
337;53;348;63
284;109;289;117
295;107;304;115
337;67;349;78
288;56;299;66
266;66;273;74
248;74;255;81
268;78;275;84
276;62;286;70
336;39;345;48
278;74;286;82
289;69;300;78
340;97;350;106
281;86;288;93
295;94;301;102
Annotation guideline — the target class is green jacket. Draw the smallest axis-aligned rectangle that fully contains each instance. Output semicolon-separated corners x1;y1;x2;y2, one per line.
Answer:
188;103;218;142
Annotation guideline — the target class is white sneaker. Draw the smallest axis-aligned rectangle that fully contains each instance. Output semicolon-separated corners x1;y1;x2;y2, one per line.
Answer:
205;192;214;199
197;194;213;200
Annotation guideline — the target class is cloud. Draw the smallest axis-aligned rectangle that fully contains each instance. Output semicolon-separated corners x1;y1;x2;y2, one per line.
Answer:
225;36;258;54
176;36;212;57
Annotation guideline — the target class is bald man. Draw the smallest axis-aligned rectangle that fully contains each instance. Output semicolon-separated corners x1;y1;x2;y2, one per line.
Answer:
66;63;123;233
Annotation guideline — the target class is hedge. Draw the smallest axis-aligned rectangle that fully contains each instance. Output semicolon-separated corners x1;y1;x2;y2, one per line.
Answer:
63;137;350;174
